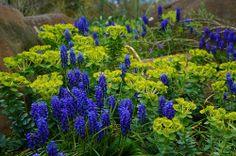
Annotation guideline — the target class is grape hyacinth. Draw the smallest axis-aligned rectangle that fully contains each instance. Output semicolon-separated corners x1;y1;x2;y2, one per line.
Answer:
74;116;86;139
98;73;107;94
51;96;61;120
70;48;76;65
68;40;74;49
107;95;116;111
119;99;133;116
124;54;131;68
223;92;227;100
160;19;168;31
32;153;40;156
75;16;89;36
120;63;127;81
142;15;149;25
59;108;69;132
47;141;59;156
176;8;181;23
126;24;131;33
157;5;162;20
158;95;166;114
82;72;90;90
88;111;99;134
78;52;84;64
67;70;77;88
26;132;39;151
119;107;131;136
137;104;147;124
160;73;169;86
64;29;71;42
232;83;236;94
95;85;104;109
31;101;48;123
36;117;49;145
101;109;110;127
163;101;175;119
60;44;68;69
226;73;233;92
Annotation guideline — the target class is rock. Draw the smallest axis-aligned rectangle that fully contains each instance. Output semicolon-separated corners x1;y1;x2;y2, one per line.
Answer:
24;13;73;27
0;4;40;71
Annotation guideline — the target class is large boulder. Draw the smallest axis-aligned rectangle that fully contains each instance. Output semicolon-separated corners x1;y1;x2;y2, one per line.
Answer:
24;13;73;27
0;4;40;71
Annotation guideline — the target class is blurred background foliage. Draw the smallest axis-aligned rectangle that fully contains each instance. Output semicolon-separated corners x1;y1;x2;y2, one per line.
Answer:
0;0;176;19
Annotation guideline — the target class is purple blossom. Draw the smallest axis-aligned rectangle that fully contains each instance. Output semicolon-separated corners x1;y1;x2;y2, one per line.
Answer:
126;24;131;33
60;44;68;69
107;96;116;111
74;116;86;139
160;74;169;86
36;117;49;145
137;104;147;124
142;15;149;25
31;101;48;124
70;48;76;65
77;52;84;64
157;5;162;20
160;19;168;31
119;107;131;136
47;141;59;156
88;111;99;134
26;132;39;151
176;8;181;22
64;29;71;42
158;95;166;114
163;101;175;119
95;85;104;109
98;73;107;94
124;54;131;68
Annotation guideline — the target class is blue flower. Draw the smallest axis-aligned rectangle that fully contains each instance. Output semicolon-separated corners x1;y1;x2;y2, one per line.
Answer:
74;68;81;83
87;98;98;116
88;111;99;134
75;89;88;116
160;73;169;86
124;54;131;68
31;101;48;124
107;96;116;111
199;37;205;49
205;42;211;52
176;8;181;23
119;99;133;116
223;92;227;100
101;109;110;127
26;132;39;150
51;96;61;120
74;116;86;139
158;95;166;114
98;73;107;94
160;19;168;31
47;141;59;156
120;63;127;81
97;122;105;141
61;97;77;118
95;85;104;109
126;24;131;33
33;153;40;156
119;107;131;136
157;5;162;20
94;38;99;46
59;87;71;99
77;52;84;64
232;83;236;94
68;40;74;49
75;16;89;36
226;72;233;92
82;72;90;90
59;108;69;132
60;44;68;69
67;70;77;88
70;48;76;65
137;104;147;124
211;46;217;55
227;42;234;60
142;15;149;25
220;40;225;50
36;117;49;145
64;29;71;42
92;32;98;39
203;27;210;37
163;101;175;119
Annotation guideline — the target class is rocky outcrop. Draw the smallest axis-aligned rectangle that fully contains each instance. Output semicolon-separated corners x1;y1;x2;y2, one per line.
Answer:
25;13;73;27
0;5;40;71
